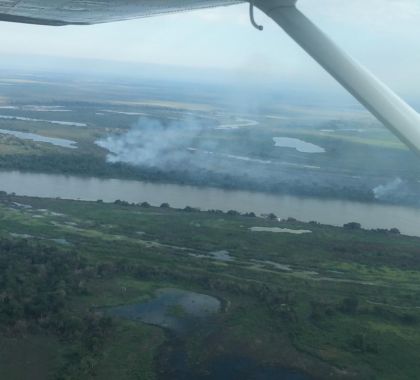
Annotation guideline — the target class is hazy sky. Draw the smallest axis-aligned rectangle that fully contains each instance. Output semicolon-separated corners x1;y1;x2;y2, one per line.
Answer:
0;0;420;99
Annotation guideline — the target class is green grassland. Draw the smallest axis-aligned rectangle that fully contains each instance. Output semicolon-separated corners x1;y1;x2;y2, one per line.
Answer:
0;193;420;379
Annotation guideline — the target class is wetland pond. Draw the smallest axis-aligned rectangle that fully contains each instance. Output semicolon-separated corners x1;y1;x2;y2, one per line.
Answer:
108;288;312;380
250;227;312;234
0;128;77;148
273;137;325;153
108;288;221;334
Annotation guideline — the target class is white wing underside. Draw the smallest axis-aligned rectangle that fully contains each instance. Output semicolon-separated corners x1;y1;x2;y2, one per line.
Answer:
0;0;241;25
1;0;419;153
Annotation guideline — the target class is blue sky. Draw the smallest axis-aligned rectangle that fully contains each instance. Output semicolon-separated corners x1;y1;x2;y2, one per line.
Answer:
0;0;420;100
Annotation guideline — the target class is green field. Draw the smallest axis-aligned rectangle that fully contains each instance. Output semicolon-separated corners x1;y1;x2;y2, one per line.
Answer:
0;193;420;379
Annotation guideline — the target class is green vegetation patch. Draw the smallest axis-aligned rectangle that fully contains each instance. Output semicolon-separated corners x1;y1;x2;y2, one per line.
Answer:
0;194;420;379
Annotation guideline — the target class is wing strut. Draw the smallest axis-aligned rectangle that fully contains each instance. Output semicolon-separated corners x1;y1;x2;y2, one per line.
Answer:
254;0;420;154
249;1;264;31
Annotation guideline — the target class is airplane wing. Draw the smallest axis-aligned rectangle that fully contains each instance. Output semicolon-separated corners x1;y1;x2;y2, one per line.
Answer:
0;0;242;25
2;0;420;154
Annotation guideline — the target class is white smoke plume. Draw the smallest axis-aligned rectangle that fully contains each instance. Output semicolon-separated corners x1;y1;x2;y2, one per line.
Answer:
373;178;403;200
96;118;212;169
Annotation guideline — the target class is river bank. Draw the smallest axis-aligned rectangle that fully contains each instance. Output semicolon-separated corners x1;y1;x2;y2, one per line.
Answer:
0;170;419;236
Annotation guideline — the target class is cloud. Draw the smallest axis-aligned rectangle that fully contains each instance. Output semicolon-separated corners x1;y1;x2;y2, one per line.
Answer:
300;0;420;31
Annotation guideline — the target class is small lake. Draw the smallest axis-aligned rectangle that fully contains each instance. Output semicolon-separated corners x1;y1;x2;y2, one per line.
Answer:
250;227;312;234
0;128;77;149
101;109;148;116
197;356;312;380
216;118;259;130
0;114;86;127
0;170;420;236
191;250;234;262
273;137;325;153
0;105;70;112
109;288;312;380
108;288;221;333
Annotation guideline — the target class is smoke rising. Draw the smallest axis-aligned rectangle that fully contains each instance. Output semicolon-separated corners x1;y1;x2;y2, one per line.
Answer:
95;117;300;189
96;118;210;170
96;117;278;180
373;178;403;200
95;116;370;189
95;117;420;205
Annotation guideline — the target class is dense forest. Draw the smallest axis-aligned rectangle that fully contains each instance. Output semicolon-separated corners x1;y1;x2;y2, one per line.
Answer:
0;239;114;379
